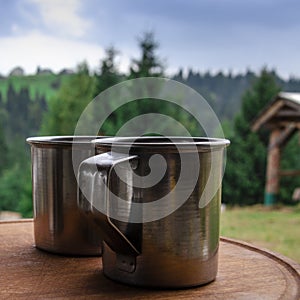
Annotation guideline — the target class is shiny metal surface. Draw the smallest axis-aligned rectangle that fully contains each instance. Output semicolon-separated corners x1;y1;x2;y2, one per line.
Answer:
27;136;104;256
79;137;229;287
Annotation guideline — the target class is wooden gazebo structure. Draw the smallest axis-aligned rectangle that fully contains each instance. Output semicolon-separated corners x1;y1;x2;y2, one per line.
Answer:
252;92;300;205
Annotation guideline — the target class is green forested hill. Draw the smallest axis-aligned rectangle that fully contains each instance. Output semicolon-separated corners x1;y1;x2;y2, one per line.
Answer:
172;69;300;121
1;70;300;122
0;73;72;103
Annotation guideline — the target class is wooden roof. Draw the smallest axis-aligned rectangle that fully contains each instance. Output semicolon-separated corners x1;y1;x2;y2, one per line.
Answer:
252;92;300;132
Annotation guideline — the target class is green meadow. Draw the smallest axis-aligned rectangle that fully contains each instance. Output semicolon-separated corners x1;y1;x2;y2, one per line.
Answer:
0;74;71;102
221;205;300;263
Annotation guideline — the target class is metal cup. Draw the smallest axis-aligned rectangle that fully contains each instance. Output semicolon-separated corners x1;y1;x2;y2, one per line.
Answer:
27;136;105;256
78;136;229;287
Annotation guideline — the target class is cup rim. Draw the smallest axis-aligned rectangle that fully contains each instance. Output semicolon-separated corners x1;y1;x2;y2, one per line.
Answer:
92;136;230;150
26;136;106;146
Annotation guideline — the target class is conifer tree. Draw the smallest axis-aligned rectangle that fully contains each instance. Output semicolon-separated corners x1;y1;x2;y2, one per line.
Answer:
129;31;164;78
94;46;121;96
41;62;95;135
223;69;280;205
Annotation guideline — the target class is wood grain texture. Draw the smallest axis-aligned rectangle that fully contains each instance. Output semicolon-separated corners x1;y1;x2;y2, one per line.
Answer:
0;220;299;299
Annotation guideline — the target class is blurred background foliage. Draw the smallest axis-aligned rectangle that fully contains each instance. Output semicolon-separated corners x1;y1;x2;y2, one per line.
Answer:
0;32;299;217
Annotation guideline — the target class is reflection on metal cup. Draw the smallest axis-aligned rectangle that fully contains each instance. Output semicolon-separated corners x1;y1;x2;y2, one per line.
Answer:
27;136;104;256
78;136;230;287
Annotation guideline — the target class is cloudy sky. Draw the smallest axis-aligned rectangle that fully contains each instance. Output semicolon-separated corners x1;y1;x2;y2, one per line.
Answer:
1;0;300;78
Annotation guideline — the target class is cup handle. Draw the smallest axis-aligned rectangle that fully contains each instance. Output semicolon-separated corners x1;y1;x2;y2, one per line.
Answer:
78;152;140;257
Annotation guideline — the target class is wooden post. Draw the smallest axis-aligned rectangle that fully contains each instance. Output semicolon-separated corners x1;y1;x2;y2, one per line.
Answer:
265;129;281;206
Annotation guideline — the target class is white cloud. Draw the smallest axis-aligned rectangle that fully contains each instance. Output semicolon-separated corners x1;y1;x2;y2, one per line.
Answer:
26;0;91;38
0;31;105;75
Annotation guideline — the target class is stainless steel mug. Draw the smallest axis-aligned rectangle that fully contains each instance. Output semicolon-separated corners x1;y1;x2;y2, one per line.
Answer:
27;136;104;256
78;136;229;287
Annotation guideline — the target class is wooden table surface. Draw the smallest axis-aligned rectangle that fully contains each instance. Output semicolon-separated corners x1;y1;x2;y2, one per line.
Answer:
0;220;299;299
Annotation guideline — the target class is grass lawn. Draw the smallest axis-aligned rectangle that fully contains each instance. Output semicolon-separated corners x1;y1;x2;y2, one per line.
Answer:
220;204;300;263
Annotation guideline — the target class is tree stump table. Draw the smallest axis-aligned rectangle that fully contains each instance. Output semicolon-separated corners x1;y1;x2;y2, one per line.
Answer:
0;219;299;299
